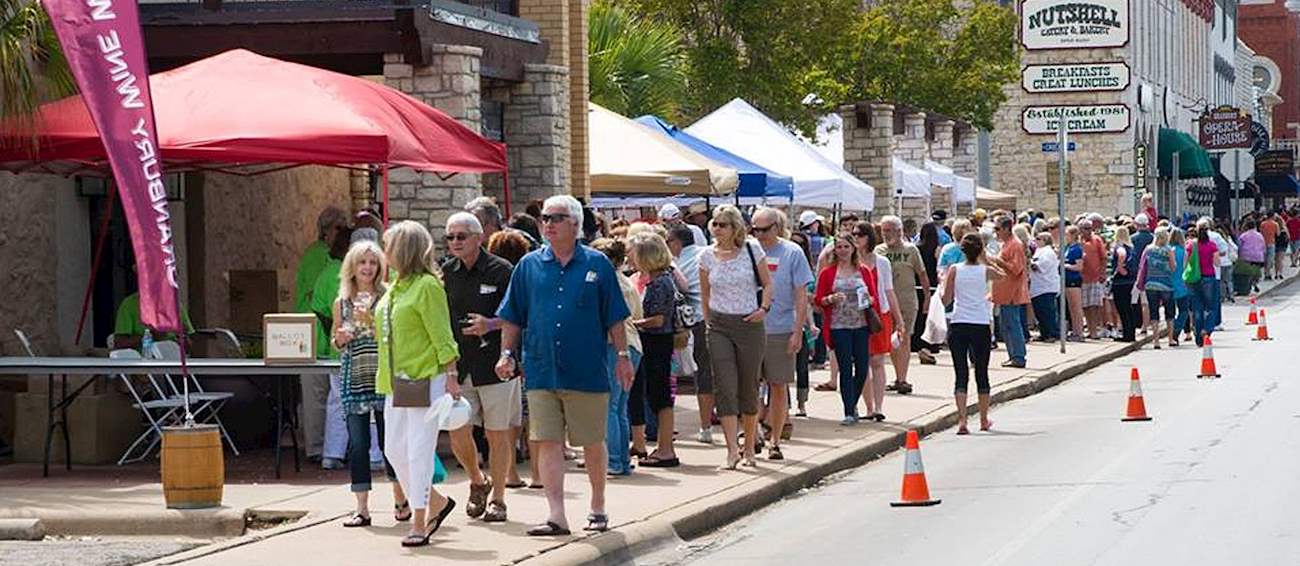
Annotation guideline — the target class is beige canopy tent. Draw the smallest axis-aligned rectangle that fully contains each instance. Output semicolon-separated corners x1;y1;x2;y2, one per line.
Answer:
975;187;1018;211
589;103;738;195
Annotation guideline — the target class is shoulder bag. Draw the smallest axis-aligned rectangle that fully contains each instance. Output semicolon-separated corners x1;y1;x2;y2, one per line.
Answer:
385;285;431;408
860;268;885;335
744;242;764;310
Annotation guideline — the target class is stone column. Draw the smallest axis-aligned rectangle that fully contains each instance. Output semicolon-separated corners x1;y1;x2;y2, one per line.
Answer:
839;103;896;219
567;0;590;199
504;63;571;213
383;46;484;240
952;124;978;215
928;119;955;215
894;111;929;220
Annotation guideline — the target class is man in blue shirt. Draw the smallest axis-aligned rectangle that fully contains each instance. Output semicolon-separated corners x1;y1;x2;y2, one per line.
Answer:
752;208;813;460
496;195;633;536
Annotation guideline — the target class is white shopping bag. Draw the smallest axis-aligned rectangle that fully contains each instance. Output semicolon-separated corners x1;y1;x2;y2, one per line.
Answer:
921;292;948;344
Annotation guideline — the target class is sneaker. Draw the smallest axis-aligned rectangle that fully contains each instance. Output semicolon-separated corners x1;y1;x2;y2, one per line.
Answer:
918;350;937;365
840;416;856;426
321;457;345;470
696;428;714;444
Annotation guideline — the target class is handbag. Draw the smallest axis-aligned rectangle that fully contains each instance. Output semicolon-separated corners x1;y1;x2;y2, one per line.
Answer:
859;269;884;335
384;288;431;408
744;242;765;310
1183;241;1202;285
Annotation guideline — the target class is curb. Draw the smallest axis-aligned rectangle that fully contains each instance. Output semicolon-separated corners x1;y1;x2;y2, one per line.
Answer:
0;509;247;538
0;518;45;541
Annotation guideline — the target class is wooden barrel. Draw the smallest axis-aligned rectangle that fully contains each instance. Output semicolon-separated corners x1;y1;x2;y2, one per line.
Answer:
161;425;224;509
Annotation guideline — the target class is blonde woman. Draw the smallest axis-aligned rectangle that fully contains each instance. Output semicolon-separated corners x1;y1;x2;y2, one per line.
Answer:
376;221;460;547
333;241;407;528
700;205;773;469
1110;226;1139;342
629;232;681;467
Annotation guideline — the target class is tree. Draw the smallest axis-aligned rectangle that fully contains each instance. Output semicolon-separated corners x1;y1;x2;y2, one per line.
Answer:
850;0;1019;131
629;0;859;138
0;0;75;143
588;1;687;120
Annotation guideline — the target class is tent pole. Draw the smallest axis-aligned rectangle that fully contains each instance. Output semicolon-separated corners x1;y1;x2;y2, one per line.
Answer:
73;180;118;346
381;165;390;227
501;169;513;217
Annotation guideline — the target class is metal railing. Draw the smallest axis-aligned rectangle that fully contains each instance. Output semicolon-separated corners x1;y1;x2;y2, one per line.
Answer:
1274;138;1300;161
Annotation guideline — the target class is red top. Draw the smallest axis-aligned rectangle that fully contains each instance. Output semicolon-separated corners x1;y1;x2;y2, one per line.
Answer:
813;263;884;348
1287;216;1300;242
991;237;1030;305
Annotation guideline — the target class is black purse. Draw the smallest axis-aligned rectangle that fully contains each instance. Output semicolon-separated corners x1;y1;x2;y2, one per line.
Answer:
744;242;765;310
384;289;430;408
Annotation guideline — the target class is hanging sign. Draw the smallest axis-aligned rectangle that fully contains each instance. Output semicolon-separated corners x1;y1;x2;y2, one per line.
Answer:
1022;104;1131;135
1022;62;1131;93
1021;0;1130;50
1254;150;1295;177
1250;121;1270;157
1198;106;1252;150
1134;143;1148;192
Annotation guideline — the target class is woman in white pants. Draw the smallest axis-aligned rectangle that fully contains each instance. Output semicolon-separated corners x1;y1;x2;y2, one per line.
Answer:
376;221;462;547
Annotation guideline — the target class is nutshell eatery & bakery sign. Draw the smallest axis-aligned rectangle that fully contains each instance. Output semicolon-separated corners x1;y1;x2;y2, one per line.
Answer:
1022;62;1130;93
1022;104;1130;135
1021;0;1130;50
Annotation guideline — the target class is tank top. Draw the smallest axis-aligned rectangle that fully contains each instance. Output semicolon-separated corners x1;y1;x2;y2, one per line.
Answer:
951;263;992;325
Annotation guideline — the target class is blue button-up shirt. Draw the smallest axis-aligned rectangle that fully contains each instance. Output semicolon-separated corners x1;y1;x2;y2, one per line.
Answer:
497;243;630;393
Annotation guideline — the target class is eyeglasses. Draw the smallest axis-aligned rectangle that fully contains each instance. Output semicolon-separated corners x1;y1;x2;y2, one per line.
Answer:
445;233;474;242
540;213;571;224
712;222;734;229
751;223;775;234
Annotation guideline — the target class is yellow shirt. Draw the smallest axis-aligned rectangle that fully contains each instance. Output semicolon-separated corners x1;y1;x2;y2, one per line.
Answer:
374;273;459;395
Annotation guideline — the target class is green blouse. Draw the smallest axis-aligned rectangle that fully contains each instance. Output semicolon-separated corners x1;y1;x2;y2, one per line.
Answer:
374;273;460;395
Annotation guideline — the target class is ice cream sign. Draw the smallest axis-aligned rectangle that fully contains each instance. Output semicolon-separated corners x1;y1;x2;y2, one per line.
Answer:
1021;0;1129;50
1022;104;1131;135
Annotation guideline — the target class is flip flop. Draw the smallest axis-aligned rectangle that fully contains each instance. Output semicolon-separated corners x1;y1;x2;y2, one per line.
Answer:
584;513;610;532
425;497;457;538
394;501;412;522
505;480;528;489
639;455;680;468
526;521;572;536
342;513;371;528
814;383;837;392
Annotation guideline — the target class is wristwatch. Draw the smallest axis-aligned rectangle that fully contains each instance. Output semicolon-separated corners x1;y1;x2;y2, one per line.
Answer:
500;349;514;360
617;350;630;359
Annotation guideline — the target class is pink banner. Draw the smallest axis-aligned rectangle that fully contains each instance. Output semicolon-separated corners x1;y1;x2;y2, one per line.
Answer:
43;0;181;332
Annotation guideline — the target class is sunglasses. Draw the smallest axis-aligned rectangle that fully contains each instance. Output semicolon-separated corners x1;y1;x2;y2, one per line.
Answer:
540;213;571;224
445;233;474;242
712;221;734;229
751;223;775;234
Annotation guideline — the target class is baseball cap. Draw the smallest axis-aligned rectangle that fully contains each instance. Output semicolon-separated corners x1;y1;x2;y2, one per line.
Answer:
658;203;682;221
798;210;822;228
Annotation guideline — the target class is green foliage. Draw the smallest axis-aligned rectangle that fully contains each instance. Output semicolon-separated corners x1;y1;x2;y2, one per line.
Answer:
588;1;687;120
0;0;75;145
851;0;1019;131
629;0;858;138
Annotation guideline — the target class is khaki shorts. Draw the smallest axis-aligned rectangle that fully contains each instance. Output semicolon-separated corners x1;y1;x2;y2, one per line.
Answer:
526;389;609;446
762;333;796;384
462;378;522;431
1082;282;1105;308
898;301;919;337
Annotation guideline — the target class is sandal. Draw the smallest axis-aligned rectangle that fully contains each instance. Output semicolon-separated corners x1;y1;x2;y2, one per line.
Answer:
401;531;433;547
639;455;681;468
814;382;837;392
526;520;571;536
342;513;371;528
584;513;610;532
768;446;784;461
394;500;412;522
895;382;914;395
505;480;527;489
528;482;544;489
482;500;507;523
467;478;492;518
425;497;457;538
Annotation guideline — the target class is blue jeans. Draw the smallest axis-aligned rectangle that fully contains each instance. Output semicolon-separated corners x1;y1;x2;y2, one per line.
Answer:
998;305;1027;364
831;328;869;418
1173;294;1192;337
345;410;393;492
1030;293;1059;340
606;345;641;475
1189;276;1218;341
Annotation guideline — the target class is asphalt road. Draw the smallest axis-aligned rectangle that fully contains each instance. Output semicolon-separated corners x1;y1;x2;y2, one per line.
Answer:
650;284;1300;566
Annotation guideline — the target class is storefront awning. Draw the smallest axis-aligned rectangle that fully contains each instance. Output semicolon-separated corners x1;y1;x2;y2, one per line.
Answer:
1256;174;1300;195
1157;128;1214;179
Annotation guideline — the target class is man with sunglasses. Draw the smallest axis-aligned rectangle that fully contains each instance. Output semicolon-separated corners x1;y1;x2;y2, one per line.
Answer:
750;208;813;459
442;212;517;523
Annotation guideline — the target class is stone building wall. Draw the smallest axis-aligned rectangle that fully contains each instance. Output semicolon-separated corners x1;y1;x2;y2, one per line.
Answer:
502;63;571;213
566;0;590;199
0;173;77;356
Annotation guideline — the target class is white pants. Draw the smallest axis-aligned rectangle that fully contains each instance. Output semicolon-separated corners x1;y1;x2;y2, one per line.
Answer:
383;376;446;510
323;371;348;460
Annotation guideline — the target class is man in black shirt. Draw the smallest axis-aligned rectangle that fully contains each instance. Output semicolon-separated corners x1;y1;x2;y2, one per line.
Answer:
442;211;517;523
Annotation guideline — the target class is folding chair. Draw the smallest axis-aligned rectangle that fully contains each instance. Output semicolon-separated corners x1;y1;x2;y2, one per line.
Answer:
110;348;187;465
147;340;239;455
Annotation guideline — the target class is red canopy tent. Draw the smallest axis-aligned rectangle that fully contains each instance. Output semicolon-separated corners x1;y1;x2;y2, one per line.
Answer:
0;48;511;218
0;48;511;344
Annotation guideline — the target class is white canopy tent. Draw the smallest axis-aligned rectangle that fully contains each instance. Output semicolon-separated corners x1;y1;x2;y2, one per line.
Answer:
953;176;977;205
924;159;955;189
686;99;874;211
588;102;738;196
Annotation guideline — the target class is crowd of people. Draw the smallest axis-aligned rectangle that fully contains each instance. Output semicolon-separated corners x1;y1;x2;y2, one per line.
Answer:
285;190;1295;547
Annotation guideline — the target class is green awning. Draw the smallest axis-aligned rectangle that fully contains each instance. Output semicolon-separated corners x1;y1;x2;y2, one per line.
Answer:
1157;127;1214;179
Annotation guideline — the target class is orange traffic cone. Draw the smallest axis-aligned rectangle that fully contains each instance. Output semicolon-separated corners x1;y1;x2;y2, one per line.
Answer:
1197;334;1221;379
1122;368;1153;422
890;430;941;507
1254;308;1273;341
1246;296;1259;325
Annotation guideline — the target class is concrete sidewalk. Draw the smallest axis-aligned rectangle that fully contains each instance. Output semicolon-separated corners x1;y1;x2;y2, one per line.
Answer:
3;266;1295;566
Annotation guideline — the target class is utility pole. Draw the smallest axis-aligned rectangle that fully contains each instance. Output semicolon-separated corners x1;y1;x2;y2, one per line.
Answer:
1057;117;1068;355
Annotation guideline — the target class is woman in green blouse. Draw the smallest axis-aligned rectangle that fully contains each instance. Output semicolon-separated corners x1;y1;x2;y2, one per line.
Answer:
376;221;462;547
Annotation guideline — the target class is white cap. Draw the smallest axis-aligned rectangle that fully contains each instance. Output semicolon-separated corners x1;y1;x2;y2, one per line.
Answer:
658;203;682;221
1134;213;1149;228
799;210;822;228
